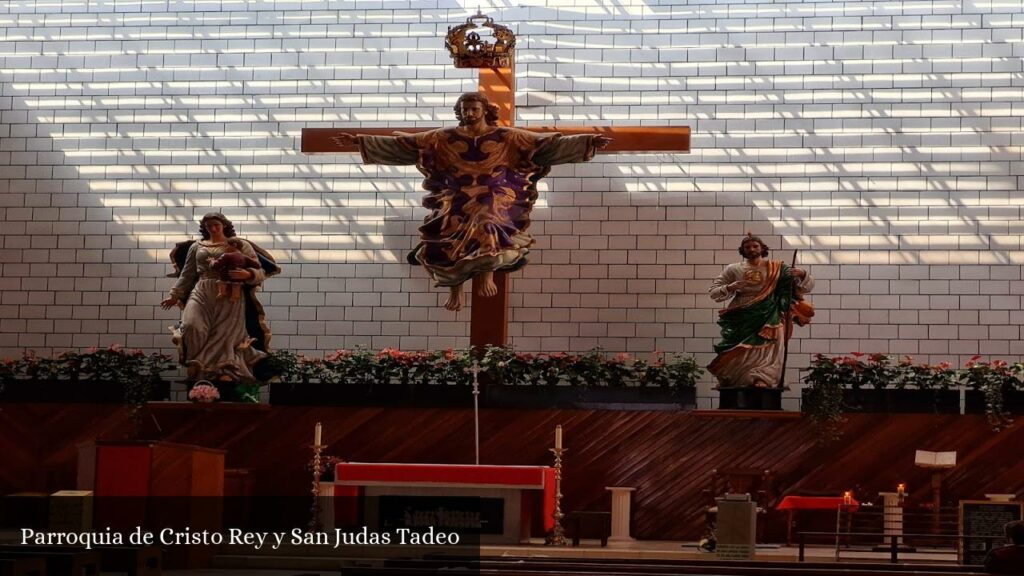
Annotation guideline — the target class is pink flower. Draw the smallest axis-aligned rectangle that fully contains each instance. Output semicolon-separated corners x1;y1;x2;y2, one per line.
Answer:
851;352;864;358
108;343;123;352
613;352;631;363
937;361;951;370
188;383;220;403
85;347;99;354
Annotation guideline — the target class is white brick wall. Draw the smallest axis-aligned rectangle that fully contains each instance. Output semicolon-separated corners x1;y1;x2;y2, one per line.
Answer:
1;0;1023;400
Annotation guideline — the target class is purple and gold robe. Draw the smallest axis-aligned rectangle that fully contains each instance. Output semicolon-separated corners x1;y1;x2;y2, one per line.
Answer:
358;127;600;286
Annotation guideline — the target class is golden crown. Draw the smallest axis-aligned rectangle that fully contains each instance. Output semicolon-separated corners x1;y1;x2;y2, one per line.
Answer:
445;11;516;69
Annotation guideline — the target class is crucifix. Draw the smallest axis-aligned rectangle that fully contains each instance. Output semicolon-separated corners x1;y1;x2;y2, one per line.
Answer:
301;13;690;351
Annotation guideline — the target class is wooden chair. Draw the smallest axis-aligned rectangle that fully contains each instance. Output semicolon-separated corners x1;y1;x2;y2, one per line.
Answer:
701;468;775;542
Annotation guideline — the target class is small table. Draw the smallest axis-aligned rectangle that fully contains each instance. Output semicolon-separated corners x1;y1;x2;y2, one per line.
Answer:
776;495;860;546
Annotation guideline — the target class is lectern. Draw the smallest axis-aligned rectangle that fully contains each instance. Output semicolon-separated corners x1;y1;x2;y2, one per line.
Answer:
77;441;224;568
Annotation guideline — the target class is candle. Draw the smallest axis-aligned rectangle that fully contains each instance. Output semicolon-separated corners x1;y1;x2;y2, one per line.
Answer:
843;491;853;505
555;425;563;450
314;422;322;446
897;483;905;496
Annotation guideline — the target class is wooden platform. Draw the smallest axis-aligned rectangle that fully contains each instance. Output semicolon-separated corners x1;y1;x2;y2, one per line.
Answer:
1;403;1021;541
207;543;987;575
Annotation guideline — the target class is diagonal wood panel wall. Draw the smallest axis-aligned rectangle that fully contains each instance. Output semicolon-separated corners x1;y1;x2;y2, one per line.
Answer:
1;404;1020;540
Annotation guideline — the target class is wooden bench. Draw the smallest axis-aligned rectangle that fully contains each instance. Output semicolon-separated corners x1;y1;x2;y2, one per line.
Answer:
565;511;611;547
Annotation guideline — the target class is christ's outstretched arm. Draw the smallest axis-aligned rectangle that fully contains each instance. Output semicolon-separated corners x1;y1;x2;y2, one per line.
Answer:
332;132;421;165
531;134;610;166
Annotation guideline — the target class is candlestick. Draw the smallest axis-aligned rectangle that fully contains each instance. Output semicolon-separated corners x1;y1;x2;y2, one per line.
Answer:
545;434;567;546
545;446;567;546
309;425;326;531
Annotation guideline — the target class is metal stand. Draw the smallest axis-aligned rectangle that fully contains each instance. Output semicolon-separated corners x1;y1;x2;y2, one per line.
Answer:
545;446;567;546
469;361;481;465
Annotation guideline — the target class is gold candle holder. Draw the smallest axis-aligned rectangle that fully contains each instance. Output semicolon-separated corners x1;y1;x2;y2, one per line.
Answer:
309;442;327;532
545;446;567;546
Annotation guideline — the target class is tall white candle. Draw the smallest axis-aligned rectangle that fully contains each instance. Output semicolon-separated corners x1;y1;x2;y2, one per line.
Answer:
314;422;322;446
555;425;563;450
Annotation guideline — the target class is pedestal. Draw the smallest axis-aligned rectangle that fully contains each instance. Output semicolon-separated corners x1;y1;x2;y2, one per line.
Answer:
605;487;635;543
717;387;783;410
873;491;916;553
716;496;757;560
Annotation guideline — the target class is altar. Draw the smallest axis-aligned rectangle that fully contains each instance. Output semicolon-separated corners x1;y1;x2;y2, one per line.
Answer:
328;463;556;544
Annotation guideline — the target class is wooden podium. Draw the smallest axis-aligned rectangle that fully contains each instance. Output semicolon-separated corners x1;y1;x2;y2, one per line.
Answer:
77;441;224;568
78;440;224;498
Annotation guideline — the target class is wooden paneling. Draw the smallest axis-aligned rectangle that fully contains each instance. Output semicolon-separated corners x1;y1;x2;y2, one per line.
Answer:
1;404;1020;540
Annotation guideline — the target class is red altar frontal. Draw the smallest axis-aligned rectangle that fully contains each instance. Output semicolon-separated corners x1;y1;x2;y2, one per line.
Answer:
777;495;861;545
328;463;556;544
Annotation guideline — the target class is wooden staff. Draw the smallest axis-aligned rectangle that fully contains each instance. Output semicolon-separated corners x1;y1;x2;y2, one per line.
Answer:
777;249;799;389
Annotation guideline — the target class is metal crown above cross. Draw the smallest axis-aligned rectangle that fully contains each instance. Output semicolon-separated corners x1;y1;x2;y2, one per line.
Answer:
300;16;691;351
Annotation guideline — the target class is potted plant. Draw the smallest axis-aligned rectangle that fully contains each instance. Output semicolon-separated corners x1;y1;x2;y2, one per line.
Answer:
884;356;960;414
803;353;959;415
0;346;173;404
961;356;1017;430
483;348;699;409
269;346;700;410
800;354;846;443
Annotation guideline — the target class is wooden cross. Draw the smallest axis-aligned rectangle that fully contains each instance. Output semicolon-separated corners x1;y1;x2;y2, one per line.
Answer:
301;66;690;350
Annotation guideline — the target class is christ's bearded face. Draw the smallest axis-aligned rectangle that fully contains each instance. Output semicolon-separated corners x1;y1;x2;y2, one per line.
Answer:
460;101;485;125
